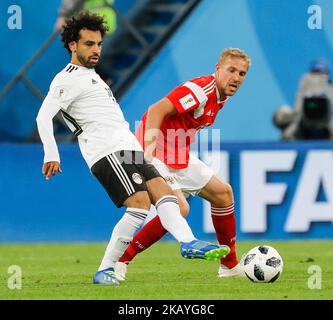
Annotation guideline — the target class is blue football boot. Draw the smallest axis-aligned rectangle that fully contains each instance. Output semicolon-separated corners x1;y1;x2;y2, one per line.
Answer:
181;240;230;261
93;268;120;285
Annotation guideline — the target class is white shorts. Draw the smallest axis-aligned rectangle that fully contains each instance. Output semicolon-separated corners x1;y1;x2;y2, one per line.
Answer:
151;154;214;198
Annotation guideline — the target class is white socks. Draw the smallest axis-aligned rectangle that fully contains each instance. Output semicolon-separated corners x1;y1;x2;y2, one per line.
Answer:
156;195;196;243
98;208;148;271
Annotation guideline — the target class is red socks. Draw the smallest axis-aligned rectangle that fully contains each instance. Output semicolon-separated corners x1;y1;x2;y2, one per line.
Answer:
119;215;167;264
211;204;238;269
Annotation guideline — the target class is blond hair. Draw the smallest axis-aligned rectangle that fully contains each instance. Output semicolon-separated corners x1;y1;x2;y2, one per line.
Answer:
218;48;251;67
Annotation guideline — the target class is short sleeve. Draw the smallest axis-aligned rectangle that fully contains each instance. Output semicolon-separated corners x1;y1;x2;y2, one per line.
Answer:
43;76;82;111
166;81;208;114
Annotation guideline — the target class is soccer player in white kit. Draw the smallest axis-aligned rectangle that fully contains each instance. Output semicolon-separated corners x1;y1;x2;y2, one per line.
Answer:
36;12;230;285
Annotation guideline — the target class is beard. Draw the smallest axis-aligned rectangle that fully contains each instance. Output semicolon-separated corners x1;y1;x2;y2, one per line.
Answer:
76;52;99;69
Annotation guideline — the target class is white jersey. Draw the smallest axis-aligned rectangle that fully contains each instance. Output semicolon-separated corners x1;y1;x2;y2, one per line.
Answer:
37;63;142;168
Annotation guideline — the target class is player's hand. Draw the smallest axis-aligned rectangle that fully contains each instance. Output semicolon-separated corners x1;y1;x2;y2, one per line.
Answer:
42;161;62;180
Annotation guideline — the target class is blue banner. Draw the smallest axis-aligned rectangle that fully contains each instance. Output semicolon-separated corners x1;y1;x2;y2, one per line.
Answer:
0;142;332;242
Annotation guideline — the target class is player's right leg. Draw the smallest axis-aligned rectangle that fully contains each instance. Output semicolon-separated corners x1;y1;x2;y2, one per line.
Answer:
91;151;152;285
116;189;189;281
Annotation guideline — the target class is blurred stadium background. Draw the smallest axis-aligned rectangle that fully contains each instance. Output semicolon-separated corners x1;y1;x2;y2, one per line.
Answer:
0;0;332;244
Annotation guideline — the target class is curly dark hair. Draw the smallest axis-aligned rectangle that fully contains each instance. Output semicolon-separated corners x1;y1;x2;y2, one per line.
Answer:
61;11;109;53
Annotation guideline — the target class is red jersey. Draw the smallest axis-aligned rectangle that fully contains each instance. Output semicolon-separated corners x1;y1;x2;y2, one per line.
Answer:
136;74;227;169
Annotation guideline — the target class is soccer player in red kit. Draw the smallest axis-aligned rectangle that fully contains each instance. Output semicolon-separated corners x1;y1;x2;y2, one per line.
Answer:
116;48;251;280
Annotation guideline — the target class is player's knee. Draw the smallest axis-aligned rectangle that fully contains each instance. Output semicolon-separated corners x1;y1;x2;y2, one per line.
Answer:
146;177;174;204
179;201;190;217
124;191;151;210
223;183;234;198
210;183;234;207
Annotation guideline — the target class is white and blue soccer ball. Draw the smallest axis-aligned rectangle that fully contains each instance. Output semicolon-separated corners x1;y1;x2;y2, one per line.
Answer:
243;245;283;283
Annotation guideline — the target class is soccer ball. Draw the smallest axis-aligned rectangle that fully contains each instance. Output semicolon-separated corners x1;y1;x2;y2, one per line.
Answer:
243;245;283;283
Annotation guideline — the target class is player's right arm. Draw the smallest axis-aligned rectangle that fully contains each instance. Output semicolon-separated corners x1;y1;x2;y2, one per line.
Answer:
144;98;177;161
144;81;206;161
36;100;62;180
36;75;80;180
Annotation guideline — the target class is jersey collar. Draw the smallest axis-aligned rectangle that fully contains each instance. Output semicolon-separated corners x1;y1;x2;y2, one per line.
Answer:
67;63;96;72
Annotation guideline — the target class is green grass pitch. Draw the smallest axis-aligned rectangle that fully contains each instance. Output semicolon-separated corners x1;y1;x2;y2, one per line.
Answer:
0;241;332;300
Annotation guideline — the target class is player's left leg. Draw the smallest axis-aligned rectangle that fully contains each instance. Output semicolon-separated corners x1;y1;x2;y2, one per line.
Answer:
145;176;230;260
198;176;244;277
118;189;189;263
